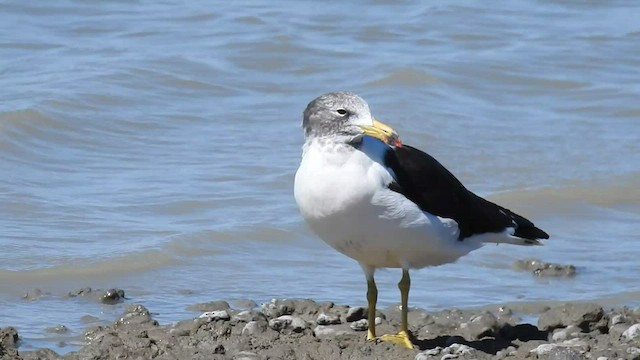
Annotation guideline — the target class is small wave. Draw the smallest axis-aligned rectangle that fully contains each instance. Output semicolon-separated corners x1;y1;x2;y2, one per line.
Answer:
365;68;440;88
489;174;640;212
0;250;176;286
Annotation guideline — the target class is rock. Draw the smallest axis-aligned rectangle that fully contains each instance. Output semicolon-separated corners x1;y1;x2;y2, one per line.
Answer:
290;317;307;333
316;312;341;325
22;288;47;301
513;258;576;277
610;314;626;326
0;327;19;357
260;299;295;318
199;310;231;321
44;325;69;334
375;316;383;325
114;304;158;328
448;343;474;356
538;303;608;332
623;323;640;341
345;306;366;322
68;287;93;297
268;315;293;331
531;343;559;356
552;325;581;342
461;311;498;339
350;319;368;331
187;300;231;312
234;351;262;360
547;346;584;360
415;347;442;359
242;321;267;336
609;323;631;339
101;288;126;304
234;299;258;309
313;325;350;338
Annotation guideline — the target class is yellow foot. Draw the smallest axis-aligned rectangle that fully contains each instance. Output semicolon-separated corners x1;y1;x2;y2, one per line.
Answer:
376;330;414;349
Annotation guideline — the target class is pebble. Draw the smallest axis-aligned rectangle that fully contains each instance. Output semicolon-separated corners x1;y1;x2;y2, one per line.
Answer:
316;313;341;325
610;314;625;326
290;317;307;333
44;325;69;334
101;288;126;304
552;325;581;342
313;325;350;338
530;343;558;355
269;315;293;331
350;319;368;331
346;307;366;322
622;323;640;340
199;310;231;321
234;351;261;360
242;321;266;336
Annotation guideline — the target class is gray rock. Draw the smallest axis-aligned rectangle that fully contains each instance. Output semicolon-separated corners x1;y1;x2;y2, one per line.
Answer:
242;321;267;336
260;299;295;318
114;304;158;328
68;287;93;297
187;300;231;312
234;299;258;310
44;325;69;334
199;310;231;321
623;323;640;341
415;347;442;359
461;311;498;339
101;288;126;304
316;312;341;325
234;351;262;360
547;346;584;360
268;315;293;331
313;325;350;338
375;316;383;325
531;343;559;356
0;327;19;357
350;319;368;331
345;306;366;322
610;314;626;326
513;258;576;277
538;303;608;332
22;288;47;301
448;343;474;355
610;323;631;339
552;325;581;342
290;317;307;333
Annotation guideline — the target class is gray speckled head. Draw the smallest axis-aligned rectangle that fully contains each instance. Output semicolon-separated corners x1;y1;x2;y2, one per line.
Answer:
302;92;374;139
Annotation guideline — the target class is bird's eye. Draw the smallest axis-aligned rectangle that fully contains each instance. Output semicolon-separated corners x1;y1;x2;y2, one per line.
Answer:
336;109;347;115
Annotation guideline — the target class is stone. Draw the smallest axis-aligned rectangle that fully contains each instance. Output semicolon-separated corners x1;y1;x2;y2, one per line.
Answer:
462;311;498;339
345;306;366;322
512;258;577;277
415;347;442;359
242;321;267;336
313;325;350;338
0;327;19;357
187;300;231;312
234;351;261;360
538;303;608;332
547;346;584;360
261;299;295;318
552;325;581;342
290;317;307;333
44;325;69;334
350;319;368;331
316;312;341;325
610;314;626;326
101;288;126;304
269;315;293;331
199;310;231;321
623;323;640;341
531;343;559;356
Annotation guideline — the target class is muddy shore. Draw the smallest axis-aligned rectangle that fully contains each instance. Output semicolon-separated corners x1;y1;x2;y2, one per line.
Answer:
3;295;640;360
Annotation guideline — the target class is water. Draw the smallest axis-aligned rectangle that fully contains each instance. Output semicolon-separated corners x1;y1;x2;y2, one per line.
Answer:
1;0;639;352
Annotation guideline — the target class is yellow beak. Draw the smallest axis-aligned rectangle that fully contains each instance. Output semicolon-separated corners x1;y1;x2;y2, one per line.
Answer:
359;119;402;147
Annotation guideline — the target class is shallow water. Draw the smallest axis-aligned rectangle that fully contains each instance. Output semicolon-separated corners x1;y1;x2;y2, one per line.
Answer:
1;0;639;352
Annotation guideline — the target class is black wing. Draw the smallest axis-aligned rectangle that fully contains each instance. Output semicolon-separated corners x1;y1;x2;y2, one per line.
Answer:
385;145;549;241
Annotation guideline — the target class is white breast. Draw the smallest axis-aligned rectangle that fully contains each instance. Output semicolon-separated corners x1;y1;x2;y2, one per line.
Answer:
294;140;482;269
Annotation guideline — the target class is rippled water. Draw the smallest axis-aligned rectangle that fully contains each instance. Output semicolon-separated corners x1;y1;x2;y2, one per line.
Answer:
1;0;640;352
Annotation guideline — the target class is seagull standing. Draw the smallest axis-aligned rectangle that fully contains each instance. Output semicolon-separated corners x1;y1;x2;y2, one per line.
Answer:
294;92;549;348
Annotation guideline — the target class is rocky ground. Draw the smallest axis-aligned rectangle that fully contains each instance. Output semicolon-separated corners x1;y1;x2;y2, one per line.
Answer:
2;295;640;360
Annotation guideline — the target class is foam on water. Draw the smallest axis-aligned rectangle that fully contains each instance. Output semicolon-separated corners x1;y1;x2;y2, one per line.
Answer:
1;0;640;352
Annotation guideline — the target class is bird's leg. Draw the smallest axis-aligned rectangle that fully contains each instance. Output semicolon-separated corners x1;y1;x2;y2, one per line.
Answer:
378;269;413;349
366;276;378;340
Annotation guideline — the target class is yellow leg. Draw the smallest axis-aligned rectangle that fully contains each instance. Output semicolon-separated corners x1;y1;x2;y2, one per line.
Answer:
378;269;413;349
366;277;378;340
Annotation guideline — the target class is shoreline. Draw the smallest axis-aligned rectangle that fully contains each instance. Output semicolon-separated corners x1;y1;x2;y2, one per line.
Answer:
3;296;640;360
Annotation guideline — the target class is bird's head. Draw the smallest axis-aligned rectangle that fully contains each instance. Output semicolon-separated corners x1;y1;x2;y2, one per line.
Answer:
302;92;401;147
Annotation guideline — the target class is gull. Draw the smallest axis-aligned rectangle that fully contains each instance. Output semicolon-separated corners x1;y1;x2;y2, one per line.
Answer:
294;92;549;348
